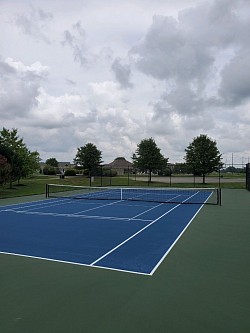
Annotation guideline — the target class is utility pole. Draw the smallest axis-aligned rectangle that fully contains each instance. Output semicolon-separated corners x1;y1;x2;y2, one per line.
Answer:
232;153;234;175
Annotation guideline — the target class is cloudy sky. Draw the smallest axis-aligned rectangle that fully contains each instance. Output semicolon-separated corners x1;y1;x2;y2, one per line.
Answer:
1;0;250;165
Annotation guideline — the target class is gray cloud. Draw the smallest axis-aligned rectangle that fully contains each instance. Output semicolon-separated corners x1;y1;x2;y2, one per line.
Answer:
65;78;77;86
219;50;250;105
62;21;88;66
15;5;53;44
129;0;250;121
0;58;49;119
131;15;213;82
111;57;133;89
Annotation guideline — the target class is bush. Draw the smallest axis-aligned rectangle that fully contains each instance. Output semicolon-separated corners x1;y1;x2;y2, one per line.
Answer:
64;169;76;176
43;166;59;175
83;169;89;176
102;168;117;177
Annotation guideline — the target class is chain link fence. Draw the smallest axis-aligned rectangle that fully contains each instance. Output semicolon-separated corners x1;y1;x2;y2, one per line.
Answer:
87;163;246;188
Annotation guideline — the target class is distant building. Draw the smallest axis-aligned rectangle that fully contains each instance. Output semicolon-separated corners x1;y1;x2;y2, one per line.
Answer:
58;162;72;170
39;162;73;172
104;157;133;175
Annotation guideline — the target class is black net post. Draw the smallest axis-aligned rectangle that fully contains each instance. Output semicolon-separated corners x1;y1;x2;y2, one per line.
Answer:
246;163;250;191
193;168;196;188
109;168;112;186
45;184;49;198
218;187;222;206
218;166;221;188
100;165;103;187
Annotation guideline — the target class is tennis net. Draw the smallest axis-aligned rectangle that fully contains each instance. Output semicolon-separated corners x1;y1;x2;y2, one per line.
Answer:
46;184;221;205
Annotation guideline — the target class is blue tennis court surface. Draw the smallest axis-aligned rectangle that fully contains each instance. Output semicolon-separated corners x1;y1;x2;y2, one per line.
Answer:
0;192;208;275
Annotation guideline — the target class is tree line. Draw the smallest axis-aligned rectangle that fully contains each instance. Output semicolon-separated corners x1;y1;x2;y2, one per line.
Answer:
52;136;222;184
0;127;223;188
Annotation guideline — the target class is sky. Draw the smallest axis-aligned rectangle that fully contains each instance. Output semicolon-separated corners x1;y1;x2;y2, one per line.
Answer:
1;0;250;165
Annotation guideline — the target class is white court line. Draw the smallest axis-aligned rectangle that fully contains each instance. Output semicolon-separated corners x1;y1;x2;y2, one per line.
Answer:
90;203;181;266
1;189;211;276
7;198;76;212
0;251;150;276
149;203;205;275
73;199;123;215
128;202;164;221
127;193;185;221
0;197;75;213
5;197;124;216
90;190;203;267
0;198;51;210
149;190;214;275
10;198;120;214
3;209;153;223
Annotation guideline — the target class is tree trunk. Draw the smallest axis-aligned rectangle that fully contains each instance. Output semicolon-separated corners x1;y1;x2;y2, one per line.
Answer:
202;173;206;184
149;170;152;183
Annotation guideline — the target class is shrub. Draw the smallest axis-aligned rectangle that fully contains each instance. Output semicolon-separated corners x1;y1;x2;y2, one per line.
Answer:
64;169;76;176
43;166;59;175
102;168;117;177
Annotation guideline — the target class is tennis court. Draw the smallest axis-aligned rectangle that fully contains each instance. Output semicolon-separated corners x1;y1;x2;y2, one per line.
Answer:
0;188;249;333
0;185;218;275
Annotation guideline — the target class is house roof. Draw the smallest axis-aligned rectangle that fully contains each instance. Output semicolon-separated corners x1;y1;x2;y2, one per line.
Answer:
105;157;133;168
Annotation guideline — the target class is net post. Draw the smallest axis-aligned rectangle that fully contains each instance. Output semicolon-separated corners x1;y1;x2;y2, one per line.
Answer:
121;188;123;200
45;184;48;198
218;187;222;206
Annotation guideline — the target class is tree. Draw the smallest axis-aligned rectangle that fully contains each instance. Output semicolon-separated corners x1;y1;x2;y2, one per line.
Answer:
25;151;40;178
0;154;12;188
132;138;167;182
46;158;59;167
74;143;102;175
0;128;40;187
185;134;223;184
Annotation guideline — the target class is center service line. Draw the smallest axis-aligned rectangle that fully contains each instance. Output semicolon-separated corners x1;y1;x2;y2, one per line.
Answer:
90;203;181;266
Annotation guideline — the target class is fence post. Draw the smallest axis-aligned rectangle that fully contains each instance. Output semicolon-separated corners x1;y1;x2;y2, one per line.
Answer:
246;163;250;191
218;167;221;188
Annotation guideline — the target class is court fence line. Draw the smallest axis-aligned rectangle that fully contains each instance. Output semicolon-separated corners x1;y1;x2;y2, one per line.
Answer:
87;163;245;189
